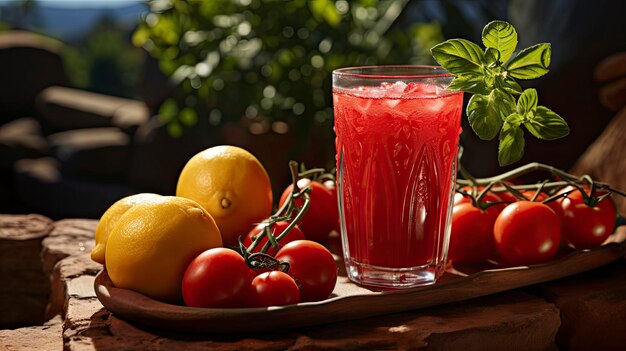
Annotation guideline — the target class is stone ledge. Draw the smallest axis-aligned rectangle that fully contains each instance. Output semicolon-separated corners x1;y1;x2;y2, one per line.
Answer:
0;214;53;328
0;315;63;351
43;219;97;320
290;291;559;351
42;219;97;277
533;258;626;351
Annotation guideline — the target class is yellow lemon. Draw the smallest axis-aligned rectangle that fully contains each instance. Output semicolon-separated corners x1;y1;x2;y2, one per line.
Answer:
105;196;222;303
176;145;273;246
91;193;162;264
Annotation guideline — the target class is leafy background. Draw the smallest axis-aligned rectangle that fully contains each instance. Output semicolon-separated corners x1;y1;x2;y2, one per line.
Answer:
132;0;445;164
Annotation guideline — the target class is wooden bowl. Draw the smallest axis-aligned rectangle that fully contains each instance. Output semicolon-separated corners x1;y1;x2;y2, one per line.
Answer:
95;233;625;333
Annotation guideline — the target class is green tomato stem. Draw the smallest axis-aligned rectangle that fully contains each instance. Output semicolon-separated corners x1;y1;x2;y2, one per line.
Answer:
259;189;311;254
456;162;626;197
298;168;327;178
245;161;313;271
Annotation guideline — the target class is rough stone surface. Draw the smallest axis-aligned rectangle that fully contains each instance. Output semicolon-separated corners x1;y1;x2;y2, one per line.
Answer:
48;254;105;351
42;219;97;278
0;214;53;328
46;249;102;321
289;291;559;351
43;220;97;320
0;315;63;351
532;234;626;351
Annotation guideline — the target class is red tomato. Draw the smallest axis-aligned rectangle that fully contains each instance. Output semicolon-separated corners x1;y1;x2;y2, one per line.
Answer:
453;186;502;206
322;179;341;233
494;201;561;266
560;188;616;249
250;271;300;307
448;203;498;263
275;240;337;302
243;221;305;256
492;188;519;203
519;189;548;202
182;248;252;308
454;186;506;213
279;179;338;242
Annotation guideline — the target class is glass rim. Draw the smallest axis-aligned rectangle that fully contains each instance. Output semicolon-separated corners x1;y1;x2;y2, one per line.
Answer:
332;65;453;79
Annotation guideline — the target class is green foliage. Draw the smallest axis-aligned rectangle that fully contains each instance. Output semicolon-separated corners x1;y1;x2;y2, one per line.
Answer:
134;0;443;143
466;88;515;141
431;20;569;166
506;43;551;79
63;17;143;98
481;20;517;63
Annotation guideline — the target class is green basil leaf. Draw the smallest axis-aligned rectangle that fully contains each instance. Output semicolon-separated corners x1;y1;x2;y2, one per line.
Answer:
431;39;485;75
466;89;515;140
484;47;501;67
506;43;551;79
517;88;538;114
494;74;522;95
498;122;525;166
467;94;502;140
524;106;570;140
448;73;491;95
482;20;518;63
492;89;517;118
505;112;524;126
502;77;522;95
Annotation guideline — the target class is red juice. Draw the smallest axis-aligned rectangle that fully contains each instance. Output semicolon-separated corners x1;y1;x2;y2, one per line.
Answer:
333;80;463;287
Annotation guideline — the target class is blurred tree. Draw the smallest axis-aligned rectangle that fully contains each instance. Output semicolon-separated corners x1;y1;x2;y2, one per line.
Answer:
0;0;43;30
133;0;444;160
62;14;143;98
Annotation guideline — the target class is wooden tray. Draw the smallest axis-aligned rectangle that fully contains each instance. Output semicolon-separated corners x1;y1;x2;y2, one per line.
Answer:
95;233;626;334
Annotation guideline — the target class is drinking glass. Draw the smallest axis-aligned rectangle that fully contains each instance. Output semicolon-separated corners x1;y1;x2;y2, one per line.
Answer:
332;66;463;288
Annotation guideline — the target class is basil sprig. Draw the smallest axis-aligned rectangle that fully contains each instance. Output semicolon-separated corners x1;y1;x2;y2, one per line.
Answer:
431;20;569;166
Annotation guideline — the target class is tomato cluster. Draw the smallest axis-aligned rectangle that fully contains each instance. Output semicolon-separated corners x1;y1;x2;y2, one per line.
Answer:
449;184;618;267
279;178;339;243
182;239;337;308
181;174;340;309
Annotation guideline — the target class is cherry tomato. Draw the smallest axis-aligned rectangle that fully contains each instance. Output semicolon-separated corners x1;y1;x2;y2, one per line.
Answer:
454;186;506;213
250;271;300;307
182;248;252;308
279;179;338;242
453;186;502;206
243;221;305;256
492;188;519;204
322;179;341;233
494;201;561;266
275;240;337;302
448;203;498;263
560;188;616;249
519;189;548;202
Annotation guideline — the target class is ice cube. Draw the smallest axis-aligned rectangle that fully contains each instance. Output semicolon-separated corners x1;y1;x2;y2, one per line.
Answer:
422;98;446;113
404;81;446;97
385;99;401;108
355;85;384;99
384;81;407;98
354;98;373;114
